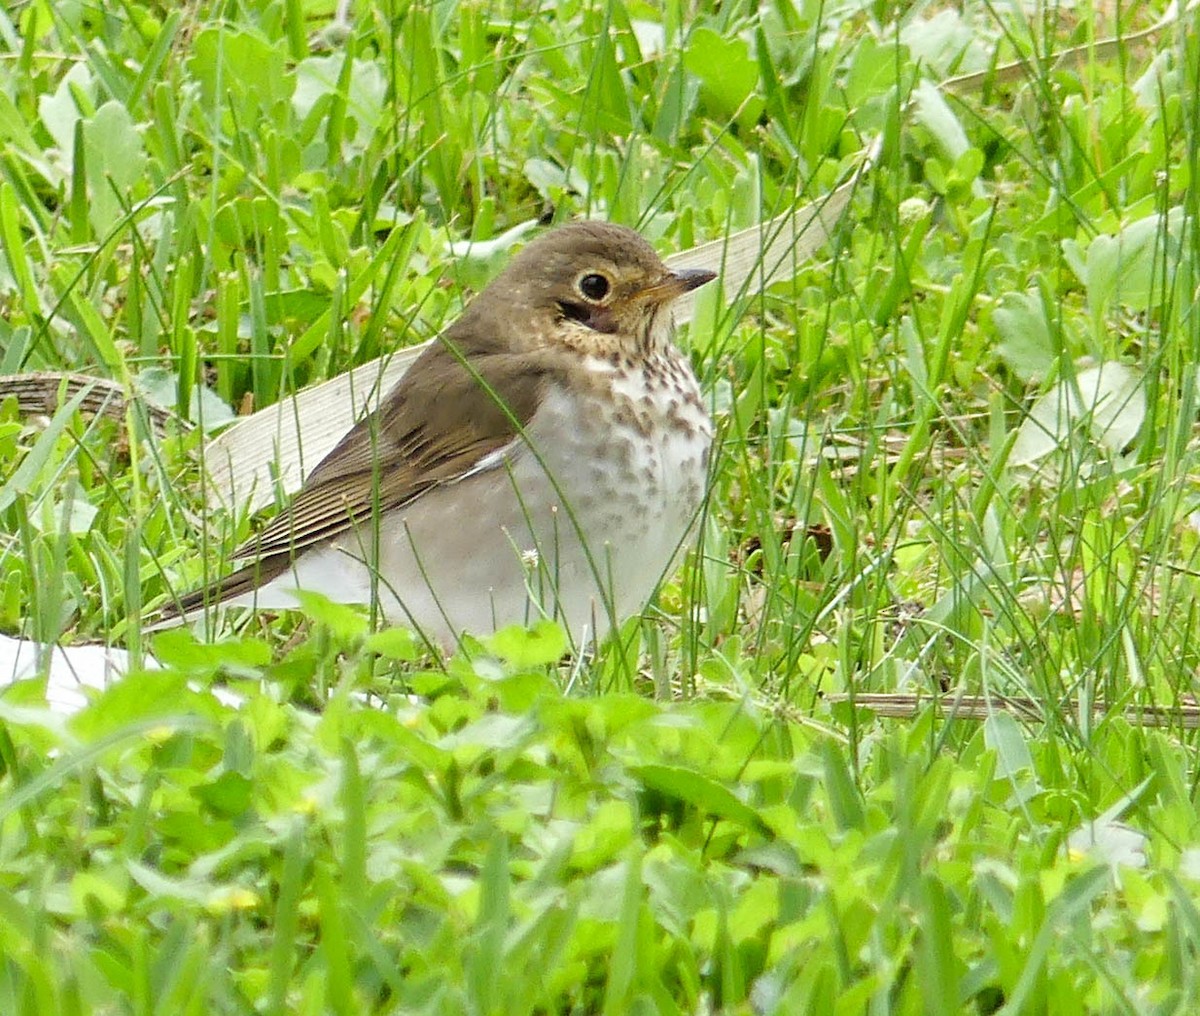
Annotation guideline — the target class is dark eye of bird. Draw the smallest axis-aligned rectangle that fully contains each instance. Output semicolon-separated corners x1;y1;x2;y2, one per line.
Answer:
577;273;610;301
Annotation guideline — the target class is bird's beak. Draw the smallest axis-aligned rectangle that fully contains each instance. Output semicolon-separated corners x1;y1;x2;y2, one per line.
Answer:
639;267;718;305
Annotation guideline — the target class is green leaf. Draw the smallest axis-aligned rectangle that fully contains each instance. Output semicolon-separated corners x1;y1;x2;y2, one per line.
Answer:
486;621;567;668
916;874;960;1016
602;846;643;1016
188;26;293;116
294;54;386;151
149;629;272;675
138;366;235;431
37;63;94;158
982;711;1033;781
193;771;254;818
683;28;763;122
993;291;1057;382
1078;209;1185;319
365;626;420;662
1004;866;1110;1012
266;827;307;1016
631;763;770;835
127;860;213;906
1010;362;1145;466
466;835;510;1011
68;669;196;741
315;861;355;1015
82;100;146;236
293;591;369;641
0;183;39;313
820;739;864;831
899;10;985;76
31;486;98;537
911;78;969;161
0;385;93;513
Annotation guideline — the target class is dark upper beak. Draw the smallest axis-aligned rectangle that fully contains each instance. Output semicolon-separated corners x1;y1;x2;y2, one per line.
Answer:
640;267;718;304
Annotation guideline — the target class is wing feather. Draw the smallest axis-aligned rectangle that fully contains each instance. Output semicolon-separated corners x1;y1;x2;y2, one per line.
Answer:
166;332;571;616
235;339;561;560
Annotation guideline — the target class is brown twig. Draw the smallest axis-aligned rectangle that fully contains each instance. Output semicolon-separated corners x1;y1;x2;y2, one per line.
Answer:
0;372;185;440
828;692;1200;729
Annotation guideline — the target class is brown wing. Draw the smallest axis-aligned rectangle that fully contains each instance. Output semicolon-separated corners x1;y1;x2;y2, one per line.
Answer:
168;332;568;615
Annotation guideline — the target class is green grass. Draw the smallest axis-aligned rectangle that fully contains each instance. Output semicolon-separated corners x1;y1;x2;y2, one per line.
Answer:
3;0;1200;1011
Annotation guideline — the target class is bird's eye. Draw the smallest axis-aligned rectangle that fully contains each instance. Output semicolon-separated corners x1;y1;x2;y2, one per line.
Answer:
577;273;611;301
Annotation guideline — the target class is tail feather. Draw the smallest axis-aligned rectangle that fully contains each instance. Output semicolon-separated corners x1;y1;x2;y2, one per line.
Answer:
152;554;295;626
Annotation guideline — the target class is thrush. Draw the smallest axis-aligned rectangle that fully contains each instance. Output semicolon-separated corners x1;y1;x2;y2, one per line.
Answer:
167;221;716;648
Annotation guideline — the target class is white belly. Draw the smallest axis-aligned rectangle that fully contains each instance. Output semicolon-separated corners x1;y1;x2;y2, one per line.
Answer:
245;355;712;648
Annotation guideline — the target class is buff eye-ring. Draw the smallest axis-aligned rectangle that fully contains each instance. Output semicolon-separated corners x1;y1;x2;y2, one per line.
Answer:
577;272;611;302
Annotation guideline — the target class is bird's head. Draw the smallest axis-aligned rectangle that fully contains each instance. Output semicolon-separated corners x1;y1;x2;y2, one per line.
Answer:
464;221;716;358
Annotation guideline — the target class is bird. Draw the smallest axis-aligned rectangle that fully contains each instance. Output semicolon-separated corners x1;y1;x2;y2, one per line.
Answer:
166;221;717;649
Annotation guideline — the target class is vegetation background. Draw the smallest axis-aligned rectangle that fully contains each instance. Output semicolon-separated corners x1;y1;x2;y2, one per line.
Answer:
1;0;1198;1011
